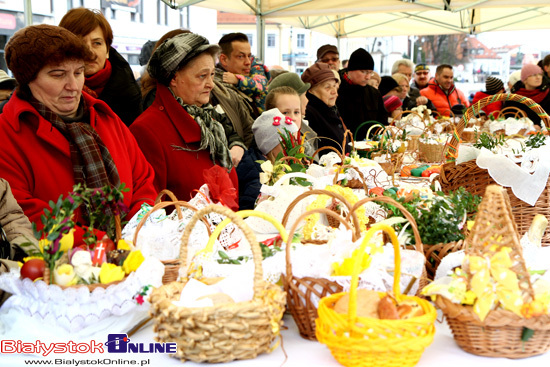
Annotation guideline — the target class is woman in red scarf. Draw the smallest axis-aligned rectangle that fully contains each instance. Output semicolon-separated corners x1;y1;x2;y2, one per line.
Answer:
59;8;142;126
505;64;550;128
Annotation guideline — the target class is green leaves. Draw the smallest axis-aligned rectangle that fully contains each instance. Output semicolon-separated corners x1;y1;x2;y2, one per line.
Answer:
473;132;506;151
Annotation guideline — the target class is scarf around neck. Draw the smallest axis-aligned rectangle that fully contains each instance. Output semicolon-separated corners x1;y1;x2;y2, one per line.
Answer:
517;87;550;104
30;97;121;192
84;59;112;98
169;88;233;170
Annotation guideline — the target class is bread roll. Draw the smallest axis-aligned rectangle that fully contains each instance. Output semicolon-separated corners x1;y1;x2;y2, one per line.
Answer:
397;300;424;319
334;289;380;318
377;295;399;319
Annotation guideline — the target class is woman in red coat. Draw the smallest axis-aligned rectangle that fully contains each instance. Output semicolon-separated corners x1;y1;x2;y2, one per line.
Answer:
130;33;246;204
0;25;157;243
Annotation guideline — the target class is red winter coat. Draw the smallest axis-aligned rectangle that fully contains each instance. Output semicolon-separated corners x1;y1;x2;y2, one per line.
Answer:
130;84;239;203
420;79;470;116
472;91;503;117
0;91;157;242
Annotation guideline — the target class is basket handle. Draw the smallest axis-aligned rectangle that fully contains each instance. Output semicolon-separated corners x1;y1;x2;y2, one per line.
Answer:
179;204;265;295
281;189;361;241
341;129;354;153
347;223;403;323
447;93;550;160
154;189;179;205
284;207;354;280
495;106;528;120
309;145;344;165
350;196;423;253
390;110;424;127
132;200;211;246
332;164;369;194
354;121;384;141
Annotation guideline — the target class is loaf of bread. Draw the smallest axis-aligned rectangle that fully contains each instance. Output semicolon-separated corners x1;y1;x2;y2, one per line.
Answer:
397;299;424;319
333;289;380;318
377;295;399;319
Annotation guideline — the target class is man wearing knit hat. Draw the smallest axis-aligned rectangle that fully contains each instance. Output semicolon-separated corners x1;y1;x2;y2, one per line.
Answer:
336;48;387;138
420;64;469;116
316;44;340;71
472;76;504;117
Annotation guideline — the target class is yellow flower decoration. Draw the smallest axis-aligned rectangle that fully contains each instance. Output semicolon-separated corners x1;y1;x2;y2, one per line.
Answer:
332;247;374;276
302;185;367;240
468;248;524;321
122;250;145;275
38;229;74;254
117;239;132;251
99;263;125;284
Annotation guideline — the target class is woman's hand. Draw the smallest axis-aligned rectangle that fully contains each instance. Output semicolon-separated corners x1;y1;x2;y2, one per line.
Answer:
230;146;245;167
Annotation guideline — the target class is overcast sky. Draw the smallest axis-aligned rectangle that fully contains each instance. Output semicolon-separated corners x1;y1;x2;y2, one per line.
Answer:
477;29;550;53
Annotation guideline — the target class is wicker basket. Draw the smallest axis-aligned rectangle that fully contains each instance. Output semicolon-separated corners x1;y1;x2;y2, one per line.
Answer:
435;185;550;358
440;93;550;245
283;207;356;340
316;223;437;367
423;240;465;279
281;188;361;245
332;164;369;192
149;204;286;363
350;196;429;292
132;193;211;284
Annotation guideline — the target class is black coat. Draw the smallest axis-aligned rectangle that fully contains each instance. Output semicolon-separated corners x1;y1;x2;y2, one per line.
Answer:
236;145;265;210
336;69;388;140
98;47;143;126
304;91;350;157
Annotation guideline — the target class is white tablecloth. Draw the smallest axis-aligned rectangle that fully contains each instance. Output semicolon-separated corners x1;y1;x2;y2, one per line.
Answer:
3;311;550;367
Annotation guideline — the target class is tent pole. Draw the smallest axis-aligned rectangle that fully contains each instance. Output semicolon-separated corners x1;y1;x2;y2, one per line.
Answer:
256;0;265;61
24;0;33;26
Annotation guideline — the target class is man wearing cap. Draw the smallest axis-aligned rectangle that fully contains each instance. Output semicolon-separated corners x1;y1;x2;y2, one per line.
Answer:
472;76;505;117
411;63;431;91
336;48;387;137
420;64;470;116
316;44;340;71
391;59;430;109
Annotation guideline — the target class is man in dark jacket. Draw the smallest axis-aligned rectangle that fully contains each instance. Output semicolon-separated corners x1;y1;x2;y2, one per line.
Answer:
336;48;387;139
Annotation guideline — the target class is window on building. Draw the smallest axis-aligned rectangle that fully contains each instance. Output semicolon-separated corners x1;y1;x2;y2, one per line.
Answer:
245;34;254;47
267;34;275;48
297;34;305;48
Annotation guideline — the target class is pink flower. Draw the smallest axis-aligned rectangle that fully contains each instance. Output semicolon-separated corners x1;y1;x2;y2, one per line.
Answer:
135;294;144;305
284;117;293;125
273;116;281;126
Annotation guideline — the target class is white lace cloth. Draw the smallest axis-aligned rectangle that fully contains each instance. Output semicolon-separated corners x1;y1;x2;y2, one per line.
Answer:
0;257;164;338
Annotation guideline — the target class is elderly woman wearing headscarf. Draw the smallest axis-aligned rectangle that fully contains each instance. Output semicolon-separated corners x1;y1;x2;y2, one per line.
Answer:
130;33;246;204
0;25;157;243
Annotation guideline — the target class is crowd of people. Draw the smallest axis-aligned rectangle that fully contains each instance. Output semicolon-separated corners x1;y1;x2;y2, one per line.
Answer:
1;7;550;276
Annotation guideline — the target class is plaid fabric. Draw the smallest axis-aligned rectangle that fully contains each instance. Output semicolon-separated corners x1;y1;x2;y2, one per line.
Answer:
147;33;218;86
170;89;233;170
30;98;121;192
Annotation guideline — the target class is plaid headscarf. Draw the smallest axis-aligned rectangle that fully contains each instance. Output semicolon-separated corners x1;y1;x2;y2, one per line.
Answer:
30;98;121;192
170;89;233;170
147;33;220;86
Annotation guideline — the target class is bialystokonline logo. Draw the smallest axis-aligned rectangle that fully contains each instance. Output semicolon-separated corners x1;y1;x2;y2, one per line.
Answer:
0;334;177;357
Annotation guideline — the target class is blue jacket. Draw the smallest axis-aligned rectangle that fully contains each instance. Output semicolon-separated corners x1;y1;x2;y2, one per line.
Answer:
236;146;265;210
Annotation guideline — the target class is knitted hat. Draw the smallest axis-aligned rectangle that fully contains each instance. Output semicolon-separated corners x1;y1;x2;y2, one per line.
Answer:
347;48;374;71
301;62;338;88
485;76;504;95
508;70;521;87
4;24;93;86
268;72;310;94
415;63;429;72
521;64;543;83
148;33;220;86
0;70;16;90
252;108;299;155
383;95;402;114
317;44;339;61
378;76;399;97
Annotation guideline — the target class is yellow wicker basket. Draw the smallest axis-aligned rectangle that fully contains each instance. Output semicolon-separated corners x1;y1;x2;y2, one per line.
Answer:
315;223;437;367
149;204;286;363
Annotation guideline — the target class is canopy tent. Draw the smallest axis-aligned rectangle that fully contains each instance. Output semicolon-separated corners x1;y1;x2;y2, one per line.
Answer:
161;0;550;59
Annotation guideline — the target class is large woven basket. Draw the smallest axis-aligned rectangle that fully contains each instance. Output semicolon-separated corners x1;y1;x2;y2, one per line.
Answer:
132;190;211;284
283;207;357;340
439;93;550;245
435;185;550;358
316;223;437;367
149;204;286;363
